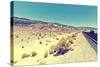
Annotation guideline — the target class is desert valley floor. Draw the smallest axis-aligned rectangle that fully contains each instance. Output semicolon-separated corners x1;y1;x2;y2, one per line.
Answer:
11;25;97;66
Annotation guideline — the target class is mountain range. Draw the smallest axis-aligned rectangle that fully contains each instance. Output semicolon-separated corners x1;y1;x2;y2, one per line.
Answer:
11;17;97;32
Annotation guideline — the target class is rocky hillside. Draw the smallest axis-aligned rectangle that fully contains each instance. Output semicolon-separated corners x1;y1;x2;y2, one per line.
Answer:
11;17;97;32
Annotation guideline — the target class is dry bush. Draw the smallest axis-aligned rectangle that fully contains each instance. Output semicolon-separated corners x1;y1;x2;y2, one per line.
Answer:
69;39;74;44
10;60;17;64
31;51;37;57
72;34;76;38
39;33;42;37
49;45;58;54
70;48;74;51
56;38;59;40
49;37;74;55
22;46;24;48
58;37;68;47
27;37;30;40
45;43;48;45
46;40;51;42
38;37;40;40
22;53;30;59
44;52;48;58
15;35;19;38
40;41;42;44
21;39;24;42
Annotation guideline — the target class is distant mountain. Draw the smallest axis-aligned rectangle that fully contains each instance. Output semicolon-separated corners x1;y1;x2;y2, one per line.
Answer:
77;27;97;32
11;17;49;25
77;27;97;30
11;17;97;32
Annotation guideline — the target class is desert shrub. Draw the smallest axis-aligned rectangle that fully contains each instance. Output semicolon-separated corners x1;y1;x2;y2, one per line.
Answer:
38;37;40;40
10;60;13;63
15;34;19;38
27;37;30;40
57;38;67;47
53;34;55;37
46;40;51;42
49;45;56;54
70;48;74;51
49;37;74;56
10;60;17;64
56;38;59;40
22;46;24;48
44;52;48;58
69;40;74;44
53;38;72;56
22;53;30;59
45;43;48;45
31;51;37;57
40;41;42;44
14;61;17;64
72;34;76;38
39;33;42;37
49;51;53;54
21;39;24;42
56;37;72;50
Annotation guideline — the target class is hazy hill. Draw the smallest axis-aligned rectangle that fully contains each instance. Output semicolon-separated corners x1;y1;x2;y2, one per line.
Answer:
11;17;97;32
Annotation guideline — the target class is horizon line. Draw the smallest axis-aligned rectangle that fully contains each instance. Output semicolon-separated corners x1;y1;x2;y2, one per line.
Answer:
11;16;97;28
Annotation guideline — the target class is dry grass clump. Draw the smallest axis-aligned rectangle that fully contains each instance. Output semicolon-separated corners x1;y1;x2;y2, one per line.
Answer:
45;43;48;45
69;39;74;44
21;39;24;42
58;37;71;47
15;34;19;38
39;33;42;37
10;60;17;64
31;51;37;57
46;40;52;42
27;37;30;40
49;45;58;54
56;38;59;40
44;52;48;58
22;46;24;48
22;53;30;59
40;41;42;44
49;37;75;55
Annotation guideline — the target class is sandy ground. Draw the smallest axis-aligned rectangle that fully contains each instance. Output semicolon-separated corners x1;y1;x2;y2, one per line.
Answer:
11;26;97;66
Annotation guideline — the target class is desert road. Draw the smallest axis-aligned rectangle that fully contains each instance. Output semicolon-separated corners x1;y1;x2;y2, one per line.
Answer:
83;32;97;52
